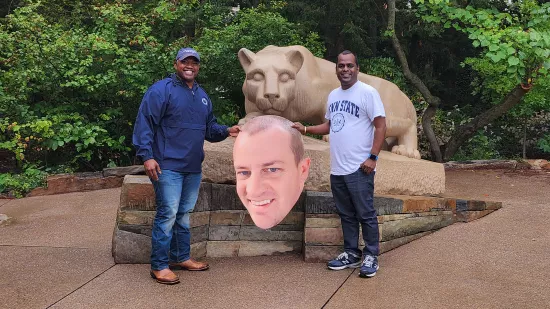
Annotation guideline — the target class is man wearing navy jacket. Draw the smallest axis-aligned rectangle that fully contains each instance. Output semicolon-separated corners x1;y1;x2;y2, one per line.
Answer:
133;47;240;285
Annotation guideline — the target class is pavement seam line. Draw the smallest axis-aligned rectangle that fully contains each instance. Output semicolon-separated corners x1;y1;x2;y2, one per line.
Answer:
0;199;15;210
321;268;356;309
45;263;116;308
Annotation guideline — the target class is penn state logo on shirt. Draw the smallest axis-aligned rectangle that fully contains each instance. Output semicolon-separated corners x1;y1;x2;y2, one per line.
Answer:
202;98;208;105
331;113;345;132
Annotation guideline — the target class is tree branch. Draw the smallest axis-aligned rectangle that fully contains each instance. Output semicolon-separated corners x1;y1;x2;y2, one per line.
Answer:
387;0;443;162
443;85;527;160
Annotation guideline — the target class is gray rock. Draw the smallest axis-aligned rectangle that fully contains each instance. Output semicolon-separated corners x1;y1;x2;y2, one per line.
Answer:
191;225;209;243
444;159;518;170
195;183;212;212
211;183;243;211
103;165;145;177
374;197;404;215
0;214;12;226
209;225;241;241
112;228;151;264
239;226;303;241
380;214;454;241
305;191;336;214
456;199;468;212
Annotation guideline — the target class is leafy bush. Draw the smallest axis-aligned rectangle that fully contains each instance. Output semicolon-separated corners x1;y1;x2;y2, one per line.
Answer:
359;57;413;96
538;135;550;154
451;130;501;161
1;1;184;171
0;165;47;198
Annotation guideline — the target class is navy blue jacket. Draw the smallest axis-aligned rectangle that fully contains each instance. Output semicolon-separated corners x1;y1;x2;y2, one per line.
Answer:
132;74;229;173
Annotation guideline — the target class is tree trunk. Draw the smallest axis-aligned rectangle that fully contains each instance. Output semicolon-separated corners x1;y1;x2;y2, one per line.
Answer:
443;85;527;160
368;16;378;56
387;0;443;162
522;117;527;159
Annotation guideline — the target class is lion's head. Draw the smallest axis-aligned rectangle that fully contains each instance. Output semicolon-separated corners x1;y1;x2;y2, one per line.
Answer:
238;46;304;116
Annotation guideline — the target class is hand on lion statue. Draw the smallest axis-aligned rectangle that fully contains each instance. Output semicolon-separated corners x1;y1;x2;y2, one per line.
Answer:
237;45;421;160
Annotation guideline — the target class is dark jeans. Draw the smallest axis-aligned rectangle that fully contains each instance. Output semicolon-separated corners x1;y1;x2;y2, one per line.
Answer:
330;169;379;257
150;170;202;271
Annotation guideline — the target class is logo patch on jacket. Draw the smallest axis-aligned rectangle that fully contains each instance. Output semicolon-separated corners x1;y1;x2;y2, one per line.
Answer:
202;98;208;105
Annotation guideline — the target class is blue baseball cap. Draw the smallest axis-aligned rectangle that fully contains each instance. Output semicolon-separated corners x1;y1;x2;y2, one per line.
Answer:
176;47;200;62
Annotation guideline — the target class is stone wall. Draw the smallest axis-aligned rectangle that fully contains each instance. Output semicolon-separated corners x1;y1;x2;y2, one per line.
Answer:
303;192;456;262
28;166;145;197
112;175;502;264
113;176;305;263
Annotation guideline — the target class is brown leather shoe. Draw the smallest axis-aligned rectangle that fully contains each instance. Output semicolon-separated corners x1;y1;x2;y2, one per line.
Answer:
169;258;209;271
150;269;180;285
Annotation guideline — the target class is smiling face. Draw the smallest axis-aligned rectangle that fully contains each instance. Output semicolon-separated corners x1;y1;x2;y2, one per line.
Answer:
233;126;310;229
336;52;359;90
174;56;200;88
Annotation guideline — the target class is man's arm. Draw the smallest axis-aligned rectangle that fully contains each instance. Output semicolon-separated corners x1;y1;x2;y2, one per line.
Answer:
370;116;386;156
132;88;166;181
205;105;240;142
360;116;386;174
292;121;331;136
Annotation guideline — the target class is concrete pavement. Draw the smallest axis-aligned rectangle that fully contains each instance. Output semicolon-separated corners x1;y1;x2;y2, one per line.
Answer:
1;170;549;308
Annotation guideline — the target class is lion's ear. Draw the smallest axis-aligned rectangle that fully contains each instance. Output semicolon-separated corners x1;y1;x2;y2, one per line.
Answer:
285;50;304;72
238;48;256;71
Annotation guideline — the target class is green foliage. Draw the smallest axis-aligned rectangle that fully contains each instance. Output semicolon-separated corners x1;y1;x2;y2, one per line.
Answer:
451;130;501;161
280;0;386;59
0;0;205;171
359;57;415;96
2;0;547;196
414;0;550;160
0;165;47;198
538;135;550;154
194;5;325;122
416;0;550;89
0;0;326;195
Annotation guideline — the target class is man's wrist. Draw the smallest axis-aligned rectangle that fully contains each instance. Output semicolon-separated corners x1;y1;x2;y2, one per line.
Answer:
368;153;378;161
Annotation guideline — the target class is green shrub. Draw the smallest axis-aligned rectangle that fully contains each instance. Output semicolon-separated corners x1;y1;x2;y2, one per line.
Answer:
0;165;47;198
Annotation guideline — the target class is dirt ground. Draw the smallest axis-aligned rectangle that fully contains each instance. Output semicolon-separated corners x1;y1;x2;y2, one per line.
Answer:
444;168;550;205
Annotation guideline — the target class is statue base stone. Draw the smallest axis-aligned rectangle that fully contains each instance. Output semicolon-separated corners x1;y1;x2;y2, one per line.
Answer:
203;136;445;195
112;176;501;263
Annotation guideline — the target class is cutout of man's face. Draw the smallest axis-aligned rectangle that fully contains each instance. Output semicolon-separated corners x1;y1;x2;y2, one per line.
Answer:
233;127;310;229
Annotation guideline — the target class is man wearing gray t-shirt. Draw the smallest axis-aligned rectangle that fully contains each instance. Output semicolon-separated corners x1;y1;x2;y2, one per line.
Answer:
293;50;386;278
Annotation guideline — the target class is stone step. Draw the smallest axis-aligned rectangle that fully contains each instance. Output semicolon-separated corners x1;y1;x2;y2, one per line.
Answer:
113;178;502;264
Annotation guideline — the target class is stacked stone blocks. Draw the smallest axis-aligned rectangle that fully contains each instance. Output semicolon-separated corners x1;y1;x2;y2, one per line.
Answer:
112;175;501;264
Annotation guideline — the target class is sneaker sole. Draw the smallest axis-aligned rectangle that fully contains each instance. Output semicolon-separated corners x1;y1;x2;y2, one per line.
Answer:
327;262;361;270
359;265;379;278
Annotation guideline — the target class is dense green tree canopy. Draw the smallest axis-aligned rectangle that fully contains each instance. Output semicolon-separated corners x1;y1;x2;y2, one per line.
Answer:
1;0;549;196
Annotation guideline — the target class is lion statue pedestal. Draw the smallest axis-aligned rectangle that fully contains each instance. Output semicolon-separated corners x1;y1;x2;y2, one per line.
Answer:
203;137;444;196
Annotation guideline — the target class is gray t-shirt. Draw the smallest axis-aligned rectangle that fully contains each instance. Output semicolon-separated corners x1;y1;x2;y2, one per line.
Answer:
324;81;386;175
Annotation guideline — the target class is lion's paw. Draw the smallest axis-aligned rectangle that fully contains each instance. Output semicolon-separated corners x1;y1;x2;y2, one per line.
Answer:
391;145;421;159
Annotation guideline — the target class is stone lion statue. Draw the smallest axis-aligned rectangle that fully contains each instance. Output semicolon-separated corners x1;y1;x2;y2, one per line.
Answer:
237;45;421;159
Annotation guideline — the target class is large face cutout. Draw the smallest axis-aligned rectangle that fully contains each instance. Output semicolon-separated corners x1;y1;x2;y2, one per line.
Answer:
233;127;310;229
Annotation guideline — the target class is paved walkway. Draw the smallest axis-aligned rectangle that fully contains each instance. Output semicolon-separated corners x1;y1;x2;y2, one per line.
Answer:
1;170;549;309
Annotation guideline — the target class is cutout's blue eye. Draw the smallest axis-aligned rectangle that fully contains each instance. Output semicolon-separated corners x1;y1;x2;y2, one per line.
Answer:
237;171;250;176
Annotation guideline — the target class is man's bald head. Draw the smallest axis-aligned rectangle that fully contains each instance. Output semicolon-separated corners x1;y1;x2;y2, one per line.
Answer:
239;115;305;165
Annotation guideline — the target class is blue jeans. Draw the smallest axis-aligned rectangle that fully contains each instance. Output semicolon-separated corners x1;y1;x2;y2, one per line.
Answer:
330;169;379;257
150;170;202;271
